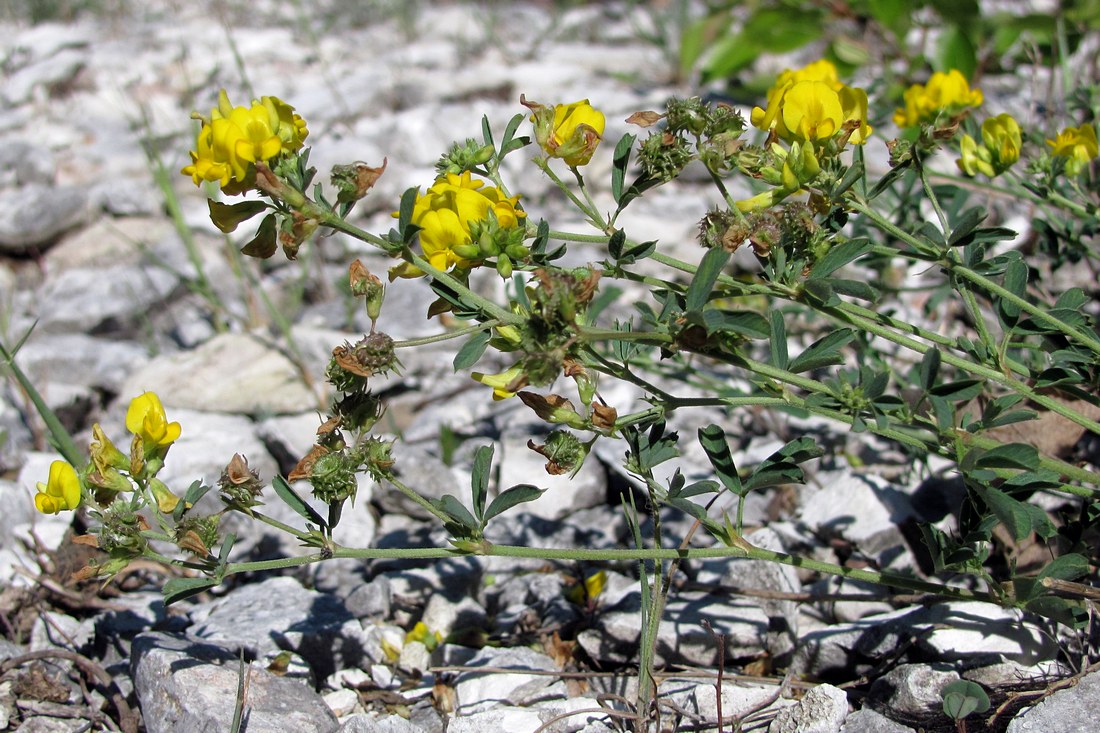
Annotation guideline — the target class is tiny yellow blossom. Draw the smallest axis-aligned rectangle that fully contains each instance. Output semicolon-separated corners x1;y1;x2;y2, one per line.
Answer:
405;621;444;652
525;97;606;166
182;89;308;193
1047;123;1098;176
126;392;182;451
471;365;527;400
395;172;525;278
957;114;1021;178
893;70;983;128
35;460;82;514
751;59;871;146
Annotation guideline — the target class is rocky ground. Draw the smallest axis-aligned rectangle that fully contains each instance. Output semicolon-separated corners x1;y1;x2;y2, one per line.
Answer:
1;1;1098;732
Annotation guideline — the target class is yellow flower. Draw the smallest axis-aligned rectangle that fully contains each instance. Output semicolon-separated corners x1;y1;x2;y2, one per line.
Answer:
781;81;843;143
750;60;871;146
525;97;606;166
471;365;527;400
126;392;182;451
182;89;308;193
35;460;82;514
1047;123;1098;176
893;70;983;128
957;114;1021;178
396;172;525;277
405;621;444;652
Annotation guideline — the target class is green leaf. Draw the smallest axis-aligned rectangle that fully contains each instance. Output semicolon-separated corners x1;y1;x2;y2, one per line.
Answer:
742;437;823;493
471;444;493;523
608;229;626;260
612;133;635;204
788;329;855;373
435;494;479;533
240;214;277;258
397;186;419;242
208;200;268;233
827;278;879;302
1024;595;1089;628
620;239;656;263
530;219;550;255
941;680;989;720
163;576;219;606
217;533;236;564
484;483;545;523
930;378;984;402
802;278;838;307
685;247;730;312
829;160;864;198
272;475;328;529
809;239;873;279
770;311;789;370
501;113;523;148
453;330;491;371
998;258;1028;324
698;424;743;496
935;25;977;79
687;309;770;339
970;483;1052;542
481;115;494;148
175;480;210;521
667;495;715;524
868;0;912;39
947;207;986;247
701;7;823;80
919;349;941;391
1035;552;1089;584
974;443;1040;471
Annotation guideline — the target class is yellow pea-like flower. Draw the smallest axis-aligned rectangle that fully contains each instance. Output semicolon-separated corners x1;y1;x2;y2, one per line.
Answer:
471;365;527;400
35;460;82;514
893;69;984;128
126;392;182;451
1047;123;1098;176
751;59;871;146
394;172;525;278
526;97;606;167
182;89;308;193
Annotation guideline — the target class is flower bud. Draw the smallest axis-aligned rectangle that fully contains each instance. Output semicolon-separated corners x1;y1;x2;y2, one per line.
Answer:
349;260;386;322
148;477;181;514
518;391;587;429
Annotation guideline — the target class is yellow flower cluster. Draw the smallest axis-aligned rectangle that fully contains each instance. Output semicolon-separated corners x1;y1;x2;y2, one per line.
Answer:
958;113;1021;178
34;392;183;515
750;59;872;146
182;89;309;193
893;70;983;128
1047;123;1098;176
393;172;525;278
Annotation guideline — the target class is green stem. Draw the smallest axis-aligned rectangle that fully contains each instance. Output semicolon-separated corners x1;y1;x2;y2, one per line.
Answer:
214;542;998;605
915;153;950;234
383;473;456;527
849;198;1100;357
537;159;605;231
393;320;502;349
950;264;1100;357
317;212;520;325
248;509;318;543
0;338;84;467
